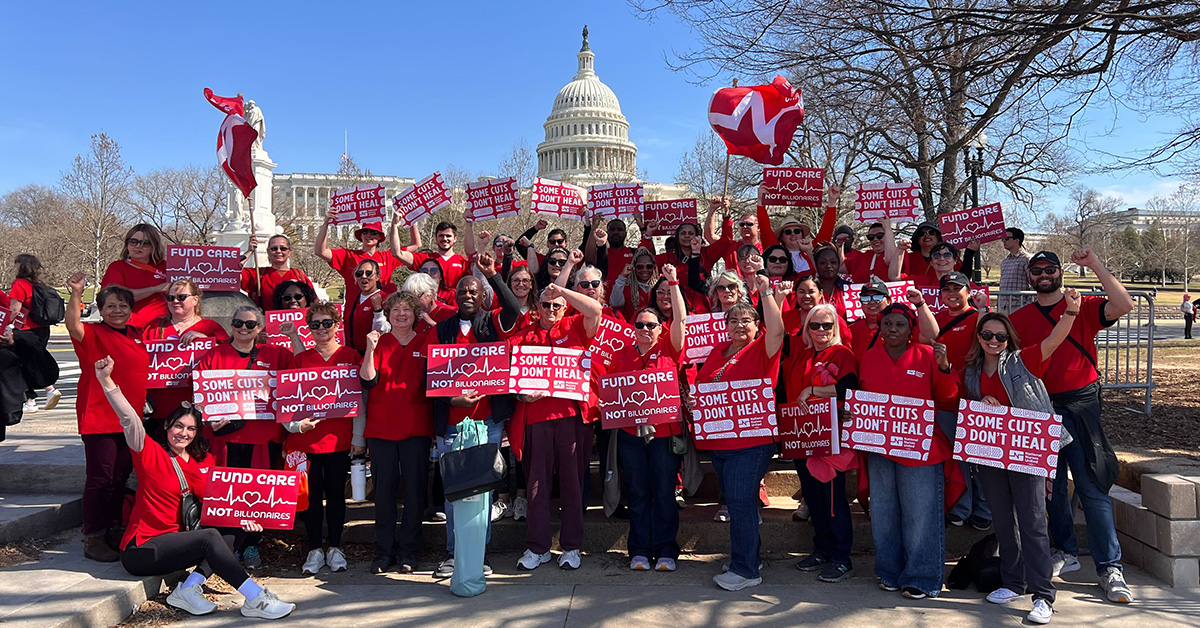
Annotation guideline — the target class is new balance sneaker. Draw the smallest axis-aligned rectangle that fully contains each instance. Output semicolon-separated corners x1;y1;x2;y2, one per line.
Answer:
630;555;651;571
655;557;677;572
242;546;262;571
1100;567;1134;603
301;549;325;575
1028;598;1053;624
713;572;762;591
517;549;552;570
559;549;581;569
817;562;854;583
166;582;217;615
44;388;61;411
513;496;528;521
713;505;730;522
490;498;511;522
1050;551;1081;578
794;554;830;572
986;587;1023;604
434;556;454;578
240;588;295;620
326;547;348;572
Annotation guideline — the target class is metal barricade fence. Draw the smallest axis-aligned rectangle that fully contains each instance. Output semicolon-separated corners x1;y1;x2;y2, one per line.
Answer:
992;290;1155;415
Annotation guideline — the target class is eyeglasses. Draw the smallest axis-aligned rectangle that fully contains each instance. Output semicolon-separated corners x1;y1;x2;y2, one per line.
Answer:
930;251;955;260
860;293;888;303
714;284;738;293
782;228;805;236
164;294;193;302
354;270;375;278
1029;266;1060;276
635;263;655;271
307;319;336;330
767;255;789;264
493;241;512;248
634;321;660;330
547;258;567;267
268;246;290;252
738;222;756;228
576;280;602;289
807;321;835;331
865;233;885;242
281;293;306;303
511;278;533;286
979;330;1010;342
126;237;152;248
1002;236;1016;242
420;267;441;275
539;301;565;311
725;317;757;328
231;319;260;329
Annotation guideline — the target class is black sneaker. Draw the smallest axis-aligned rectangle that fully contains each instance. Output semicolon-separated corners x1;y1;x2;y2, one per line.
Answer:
371;555;395;574
901;587;927;599
968;515;992;531
946;513;965;527
398;557;417;574
794;554;831;572
818;562;854;583
483;556;493;577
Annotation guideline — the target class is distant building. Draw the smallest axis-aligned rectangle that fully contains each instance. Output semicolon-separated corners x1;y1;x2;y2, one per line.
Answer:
1112;207;1200;236
271;172;414;242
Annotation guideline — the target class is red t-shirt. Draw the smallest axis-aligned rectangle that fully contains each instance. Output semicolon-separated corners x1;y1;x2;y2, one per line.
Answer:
609;334;685;437
195;342;291;445
345;289;383;353
845;250;895;284
782;307;853;346
73;322;149;434
8;279;41;330
492;308;534;339
102;260;168;328
935;308;980;374
284;345;362;453
695;335;783;451
785;343;857;404
1010;295;1111;395
857;340;958;466
142;318;229;419
510;314;594;424
976;345;1046;406
903;252;963;280
121;444;212;549
412;251;470;294
329;248;400;298
241;266;312;309
847;317;877;361
365;331;433;441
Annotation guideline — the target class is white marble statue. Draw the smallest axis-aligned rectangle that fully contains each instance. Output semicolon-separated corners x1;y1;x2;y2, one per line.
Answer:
245;100;266;152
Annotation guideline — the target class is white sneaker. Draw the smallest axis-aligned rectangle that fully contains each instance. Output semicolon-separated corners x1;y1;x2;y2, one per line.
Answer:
21;399;37;414
1028;599;1053;624
326;547;347;572
1050;551;1080;578
44;388;61;411
302;548;325;575
490;498;511;522
240;587;295;620
1100;567;1134;603
792;500;810;521
986;587;1023;604
517;549;552;570
513;496;528;521
559;549;581;569
166;582;216;615
714;505;730;522
713;571;762;591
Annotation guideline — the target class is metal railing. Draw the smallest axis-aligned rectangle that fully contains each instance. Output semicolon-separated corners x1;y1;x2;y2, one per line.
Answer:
992;290;1155;415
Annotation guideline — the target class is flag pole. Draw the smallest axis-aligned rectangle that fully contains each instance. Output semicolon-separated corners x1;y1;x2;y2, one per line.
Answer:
247;192;262;306
720;79;738;202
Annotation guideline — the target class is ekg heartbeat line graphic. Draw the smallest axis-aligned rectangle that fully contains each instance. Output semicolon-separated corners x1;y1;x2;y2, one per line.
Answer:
946;217;1005;235
590;332;633;352
275;378;350;403
428;359;507;378
767;178;823;194
148;351;201;371
165;257;240;276
206;485;297;509
780;419;831;439
598;385;680;408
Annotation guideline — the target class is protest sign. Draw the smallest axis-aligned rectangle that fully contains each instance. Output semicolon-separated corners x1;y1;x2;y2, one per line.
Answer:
643;198;698;232
166;245;242;291
587;183;644;218
779;399;840;459
394;172;452;226
853;182;922;223
839;280;913;320
953;400;1063;478
598;368;681;430
329;184;387;226
690;377;776;442
917;284;990;315
939;202;1006;247
760;167;825;207
841;390;936;461
465;177;521;222
508;345;590;401
0;308;13;334
201;467;300;530
264;308;344;350
274;365;362;422
683;312;726;363
193;369;276;422
587;316;636;370
146;338;217;389
530;178;586;220
426;342;511;397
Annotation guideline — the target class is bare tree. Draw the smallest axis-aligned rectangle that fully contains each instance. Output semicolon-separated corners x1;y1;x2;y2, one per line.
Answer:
0;185;82;283
59;132;134;281
1041;186;1123;276
497;139;538;188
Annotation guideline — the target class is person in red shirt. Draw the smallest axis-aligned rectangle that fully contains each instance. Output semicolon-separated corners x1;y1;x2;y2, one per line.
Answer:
315;213;401;301
401;271;456;334
610;248;658;321
846;279;939;360
1009;249;1136;603
270;280;317;311
856;303;957;599
511;283;603;571
93;356;295;620
342;260;387;353
813;247;853;321
359;292;433;574
782;274;853;343
8;254;61;412
282;303;361;576
784;303;860;583
402;221;470;290
959;296;1080;623
415;256;458;308
776;219;816;276
493;265;537;338
66;272;149;562
241;234;313;310
102;223;169;328
714;210;763;272
532;247;572;296
652;199;734;311
588;217;655;292
843;221;901;284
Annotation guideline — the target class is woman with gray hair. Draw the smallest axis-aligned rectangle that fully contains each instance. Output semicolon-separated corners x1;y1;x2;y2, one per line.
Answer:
402;271;456;332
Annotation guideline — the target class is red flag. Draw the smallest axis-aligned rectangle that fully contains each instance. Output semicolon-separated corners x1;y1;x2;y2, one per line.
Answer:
707;75;804;166
217;114;258;199
204;88;244;116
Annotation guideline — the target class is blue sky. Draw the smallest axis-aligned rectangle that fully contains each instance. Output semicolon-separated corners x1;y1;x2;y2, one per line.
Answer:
0;1;1182;223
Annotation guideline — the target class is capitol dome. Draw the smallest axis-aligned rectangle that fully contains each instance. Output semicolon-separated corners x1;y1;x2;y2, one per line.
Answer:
537;26;638;185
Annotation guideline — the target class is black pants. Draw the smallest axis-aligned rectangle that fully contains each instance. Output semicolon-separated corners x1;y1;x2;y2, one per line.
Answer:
795;461;853;565
223;442;282;551
978;466;1056;603
1185;313;1194;339
304;451;350;548
19;326;50;401
122;528;247;588
368;436;429;560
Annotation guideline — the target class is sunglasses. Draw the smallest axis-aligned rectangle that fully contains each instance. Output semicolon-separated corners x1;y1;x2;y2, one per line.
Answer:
269;246;290;252
164;294;193;302
979;330;1010;342
782;228;805;236
860;293;888;303
808;321;835;331
865;233;885;242
126;237;153;248
576;280;602;289
493;241;513;248
930;251;955;260
1030;266;1060;276
714;284;738;293
548;239;566;246
231;318;260;329
915;230;936;238
738;222;756;228
635;263;655;271
354;270;375;278
539;301;565;311
547;258;567;267
420;267;441;275
1002;236;1016;242
281;293;305;303
307;319;336;330
511;278;533;286
634;321;660;330
767;255;789;264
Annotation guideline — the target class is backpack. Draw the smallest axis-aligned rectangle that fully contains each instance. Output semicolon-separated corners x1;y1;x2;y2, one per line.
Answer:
28;283;66;326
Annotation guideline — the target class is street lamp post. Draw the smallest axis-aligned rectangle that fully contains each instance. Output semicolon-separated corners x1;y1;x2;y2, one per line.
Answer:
963;131;988;282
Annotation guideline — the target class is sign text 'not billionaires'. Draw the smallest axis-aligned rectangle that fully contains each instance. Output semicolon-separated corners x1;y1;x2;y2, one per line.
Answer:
599;368;681;430
201;467;300;530
274;365;362;423
425;342;511;397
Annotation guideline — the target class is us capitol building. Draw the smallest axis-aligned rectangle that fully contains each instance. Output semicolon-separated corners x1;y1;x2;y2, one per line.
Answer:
266;26;689;243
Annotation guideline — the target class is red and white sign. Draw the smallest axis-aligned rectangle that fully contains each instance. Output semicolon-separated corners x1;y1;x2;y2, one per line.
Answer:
264;308;344;351
683;312;726;363
690;377;777;442
329;184;387;226
853;182;922;223
598;368;681;430
465;177;521;222
779;399;840;459
201;467;300;530
274;366;362;423
939;202;1006;247
508;345;591;401
146;338;217;389
841;390;936;462
530;178;586;220
193;369;276;422
166;245;242;291
587;183;644;218
587;316;636;370
643;199;698;232
918;284;990;315
394;172;452;226
953;400;1063;478
0;308;13;334
426;342;511;397
760;167;825;207
840;280;914;321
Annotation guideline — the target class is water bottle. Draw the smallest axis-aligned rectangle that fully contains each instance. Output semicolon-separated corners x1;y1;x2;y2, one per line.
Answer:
350;457;367;501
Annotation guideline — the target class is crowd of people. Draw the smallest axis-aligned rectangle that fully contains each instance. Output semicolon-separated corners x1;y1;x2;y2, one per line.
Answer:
7;192;1144;623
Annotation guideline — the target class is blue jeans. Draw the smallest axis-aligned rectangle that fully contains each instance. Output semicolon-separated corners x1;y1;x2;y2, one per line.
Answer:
868;455;945;596
1047;411;1122;575
437;418;504;555
709;443;775;579
949;461;992;521
617;430;682;560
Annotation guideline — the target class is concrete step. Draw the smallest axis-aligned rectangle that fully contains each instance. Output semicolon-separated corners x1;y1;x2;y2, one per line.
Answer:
0;495;82;544
0;434;86;495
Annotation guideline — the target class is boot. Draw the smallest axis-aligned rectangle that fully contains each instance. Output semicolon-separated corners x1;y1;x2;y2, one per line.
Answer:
84;531;119;562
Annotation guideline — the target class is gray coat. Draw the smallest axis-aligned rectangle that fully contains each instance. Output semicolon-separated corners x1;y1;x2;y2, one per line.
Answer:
963;349;1072;448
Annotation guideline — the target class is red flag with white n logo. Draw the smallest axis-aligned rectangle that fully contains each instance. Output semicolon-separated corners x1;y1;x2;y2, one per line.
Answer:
707;75;805;166
216;113;258;199
203;88;244;116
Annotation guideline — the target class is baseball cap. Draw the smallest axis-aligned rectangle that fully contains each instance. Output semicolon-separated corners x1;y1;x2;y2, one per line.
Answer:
1028;251;1060;267
860;278;889;296
834;225;854;239
939;271;970;289
915;221;941;234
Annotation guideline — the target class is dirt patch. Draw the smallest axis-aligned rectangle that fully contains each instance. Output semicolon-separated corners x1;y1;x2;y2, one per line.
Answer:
0;537;50;567
1103;349;1200;459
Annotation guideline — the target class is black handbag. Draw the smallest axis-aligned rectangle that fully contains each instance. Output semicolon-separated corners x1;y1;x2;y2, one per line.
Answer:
170;455;201;532
440;443;507;502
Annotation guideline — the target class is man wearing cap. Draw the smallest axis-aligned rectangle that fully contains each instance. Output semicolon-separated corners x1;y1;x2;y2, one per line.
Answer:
315;210;402;300
998;227;1033;313
1009;248;1135;604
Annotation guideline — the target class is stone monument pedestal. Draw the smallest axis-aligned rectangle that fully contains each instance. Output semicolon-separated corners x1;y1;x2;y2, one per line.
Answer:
214;148;279;267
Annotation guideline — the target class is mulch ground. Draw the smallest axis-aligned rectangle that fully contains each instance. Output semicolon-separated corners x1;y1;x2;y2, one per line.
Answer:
1103;348;1200;458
